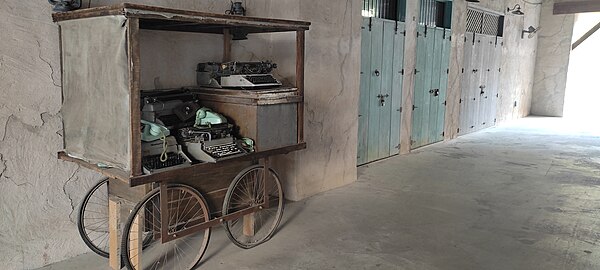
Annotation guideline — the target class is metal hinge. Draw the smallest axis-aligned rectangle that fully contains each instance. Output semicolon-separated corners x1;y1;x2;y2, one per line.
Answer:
457;128;460;133
395;21;398;34
400;69;404;75
464;36;467;42
461;68;464;73
449;35;451;41
415;68;419;74
498;68;501;72
496;93;499;97
459;99;463;103
417;31;420;37
399;107;402;112
424;26;428;37
443;101;447;106
402;31;406;36
494;118;497;123
446;68;449;74
442;132;445;136
368;17;372;31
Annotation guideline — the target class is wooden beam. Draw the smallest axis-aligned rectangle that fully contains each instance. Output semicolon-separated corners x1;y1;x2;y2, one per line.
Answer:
108;199;121;270
572;21;600;49
296;30;306;143
223;29;232;62
554;0;600;15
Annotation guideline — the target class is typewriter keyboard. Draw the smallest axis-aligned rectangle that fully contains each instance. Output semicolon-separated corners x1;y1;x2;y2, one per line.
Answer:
244;75;279;85
204;142;244;158
143;152;187;171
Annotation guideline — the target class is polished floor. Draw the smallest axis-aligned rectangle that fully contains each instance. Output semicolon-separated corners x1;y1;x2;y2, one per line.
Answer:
39;117;600;270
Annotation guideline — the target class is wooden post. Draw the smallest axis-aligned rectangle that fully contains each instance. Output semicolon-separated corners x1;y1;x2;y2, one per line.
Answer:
243;213;255;236
160;182;169;243
129;212;144;268
296;30;305;143
127;17;142;176
223;29;232;62
108;199;121;270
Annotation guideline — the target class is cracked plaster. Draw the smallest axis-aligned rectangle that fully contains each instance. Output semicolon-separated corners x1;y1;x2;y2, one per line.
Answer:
1;0;360;268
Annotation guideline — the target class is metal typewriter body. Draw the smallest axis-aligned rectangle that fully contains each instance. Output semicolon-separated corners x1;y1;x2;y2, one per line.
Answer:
197;61;282;88
141;89;200;129
141;136;192;174
177;124;247;163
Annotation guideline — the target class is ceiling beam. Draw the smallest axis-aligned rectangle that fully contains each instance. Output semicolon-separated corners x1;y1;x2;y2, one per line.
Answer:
572;21;600;50
554;0;600;15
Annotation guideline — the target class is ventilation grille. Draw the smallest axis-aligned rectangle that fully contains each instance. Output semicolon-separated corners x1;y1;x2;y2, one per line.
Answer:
466;9;484;33
466;7;504;37
482;13;501;36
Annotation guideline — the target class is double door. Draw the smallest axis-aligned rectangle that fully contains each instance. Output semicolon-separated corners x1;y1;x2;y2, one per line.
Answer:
411;26;451;149
357;18;405;165
458;33;502;135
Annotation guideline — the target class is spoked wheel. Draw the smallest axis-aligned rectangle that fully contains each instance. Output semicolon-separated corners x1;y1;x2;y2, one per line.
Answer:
121;184;211;270
77;177;110;258
222;165;284;249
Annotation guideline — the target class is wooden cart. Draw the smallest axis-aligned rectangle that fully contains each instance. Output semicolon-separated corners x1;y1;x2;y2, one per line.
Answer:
52;4;309;269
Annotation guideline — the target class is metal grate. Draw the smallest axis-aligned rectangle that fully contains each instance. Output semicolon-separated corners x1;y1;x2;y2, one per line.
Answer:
362;0;403;21
419;0;437;26
466;8;484;33
482;13;501;36
466;7;503;36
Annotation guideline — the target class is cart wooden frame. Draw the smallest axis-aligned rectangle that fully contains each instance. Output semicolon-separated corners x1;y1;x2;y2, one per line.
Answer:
53;4;309;269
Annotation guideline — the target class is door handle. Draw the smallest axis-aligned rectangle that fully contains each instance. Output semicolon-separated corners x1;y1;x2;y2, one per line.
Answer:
377;94;389;106
429;89;440;96
374;69;380;76
473;69;478;73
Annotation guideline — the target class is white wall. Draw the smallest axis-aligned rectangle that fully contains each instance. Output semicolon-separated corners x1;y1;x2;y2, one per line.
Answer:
531;0;575;117
0;0;361;268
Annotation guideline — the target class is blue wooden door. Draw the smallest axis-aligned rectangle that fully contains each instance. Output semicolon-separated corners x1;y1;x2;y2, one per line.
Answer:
358;18;405;165
412;26;451;149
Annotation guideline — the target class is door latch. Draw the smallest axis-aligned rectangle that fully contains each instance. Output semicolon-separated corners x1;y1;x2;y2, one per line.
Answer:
479;85;486;95
377;94;389;106
429;89;440;96
374;69;380;77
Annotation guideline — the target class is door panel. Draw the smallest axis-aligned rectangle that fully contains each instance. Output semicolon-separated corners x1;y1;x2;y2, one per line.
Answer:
366;18;384;162
412;25;427;148
459;32;474;135
377;20;396;158
436;29;451;142
390;23;405;155
357;18;372;165
427;28;444;144
358;18;405;165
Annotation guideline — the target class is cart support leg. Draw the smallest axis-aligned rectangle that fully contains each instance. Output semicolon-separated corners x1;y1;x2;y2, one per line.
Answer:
243;212;255;236
108;199;121;270
129;211;144;268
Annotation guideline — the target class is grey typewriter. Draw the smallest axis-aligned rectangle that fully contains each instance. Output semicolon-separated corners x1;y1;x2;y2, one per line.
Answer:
196;61;282;88
177;107;248;163
141;89;200;129
141;136;192;174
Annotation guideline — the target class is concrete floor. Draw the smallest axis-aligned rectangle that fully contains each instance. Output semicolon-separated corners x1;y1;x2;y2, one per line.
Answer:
39;117;600;270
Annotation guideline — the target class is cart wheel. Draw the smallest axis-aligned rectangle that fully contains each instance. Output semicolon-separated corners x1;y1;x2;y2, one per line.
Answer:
121;184;211;270
77;177;109;258
222;165;284;249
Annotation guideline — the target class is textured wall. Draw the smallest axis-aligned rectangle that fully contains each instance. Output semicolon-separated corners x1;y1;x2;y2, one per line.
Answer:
443;0;542;139
0;0;361;268
531;0;574;117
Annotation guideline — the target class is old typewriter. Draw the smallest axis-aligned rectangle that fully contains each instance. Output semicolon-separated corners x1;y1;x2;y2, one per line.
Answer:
196;61;282;88
177;108;247;163
141;133;192;174
141;89;200;130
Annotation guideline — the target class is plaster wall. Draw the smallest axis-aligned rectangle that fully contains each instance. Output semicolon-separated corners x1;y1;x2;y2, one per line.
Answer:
0;0;361;268
531;0;574;117
443;0;542;140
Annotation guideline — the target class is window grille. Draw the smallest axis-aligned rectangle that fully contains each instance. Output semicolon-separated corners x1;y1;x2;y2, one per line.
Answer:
466;7;504;37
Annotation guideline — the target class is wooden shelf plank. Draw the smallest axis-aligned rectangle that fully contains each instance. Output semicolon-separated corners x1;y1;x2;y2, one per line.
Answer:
52;3;310;33
59;143;306;187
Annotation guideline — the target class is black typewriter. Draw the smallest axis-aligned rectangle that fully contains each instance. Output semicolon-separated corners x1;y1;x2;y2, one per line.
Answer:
141;136;192;174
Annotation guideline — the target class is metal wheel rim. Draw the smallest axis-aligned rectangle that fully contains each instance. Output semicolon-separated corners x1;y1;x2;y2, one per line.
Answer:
77;177;109;258
122;184;211;270
222;165;284;249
